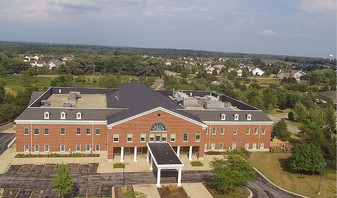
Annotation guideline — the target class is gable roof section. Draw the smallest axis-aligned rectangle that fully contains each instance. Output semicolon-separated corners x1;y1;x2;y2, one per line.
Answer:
106;81;205;127
107;106;207;129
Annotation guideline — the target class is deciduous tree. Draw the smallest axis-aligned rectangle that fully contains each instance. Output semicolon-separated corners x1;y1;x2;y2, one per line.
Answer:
53;164;74;198
208;150;255;193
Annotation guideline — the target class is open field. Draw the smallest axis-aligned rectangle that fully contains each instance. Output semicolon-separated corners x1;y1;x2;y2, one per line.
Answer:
249;152;336;198
248;76;280;85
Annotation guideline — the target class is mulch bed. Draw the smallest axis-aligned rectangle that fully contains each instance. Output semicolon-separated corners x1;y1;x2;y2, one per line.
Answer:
157;186;189;198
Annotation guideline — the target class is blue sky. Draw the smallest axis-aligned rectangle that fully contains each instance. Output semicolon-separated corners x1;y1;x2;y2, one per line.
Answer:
0;0;335;58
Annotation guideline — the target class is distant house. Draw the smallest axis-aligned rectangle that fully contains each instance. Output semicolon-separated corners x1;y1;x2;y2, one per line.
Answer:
24;55;39;62
62;55;74;63
48;59;63;70
251;68;265;76
30;60;47;67
277;69;306;82
318;90;337;109
228;68;242;77
207;65;225;75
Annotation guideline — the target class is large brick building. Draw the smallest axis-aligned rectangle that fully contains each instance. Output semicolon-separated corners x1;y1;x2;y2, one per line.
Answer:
15;81;273;161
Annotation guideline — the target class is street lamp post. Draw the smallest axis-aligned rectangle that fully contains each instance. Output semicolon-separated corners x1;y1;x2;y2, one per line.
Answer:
122;166;125;186
317;162;327;195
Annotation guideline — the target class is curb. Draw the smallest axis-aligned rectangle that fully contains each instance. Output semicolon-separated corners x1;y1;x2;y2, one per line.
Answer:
253;167;309;198
246;187;253;198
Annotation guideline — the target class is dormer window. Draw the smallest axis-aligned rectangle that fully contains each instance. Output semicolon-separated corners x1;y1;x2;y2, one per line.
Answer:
221;114;226;120
76;112;82;120
60;112;66;119
44;112;50;119
234;114;239;121
247;114;252;121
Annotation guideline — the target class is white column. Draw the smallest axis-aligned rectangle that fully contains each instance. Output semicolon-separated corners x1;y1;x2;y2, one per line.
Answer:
177;146;181;157
149;156;153;170
120;147;124;162
177;168;182;187
133;146;137;162
188;146;193;161
146;148;149;162
156;168;161;187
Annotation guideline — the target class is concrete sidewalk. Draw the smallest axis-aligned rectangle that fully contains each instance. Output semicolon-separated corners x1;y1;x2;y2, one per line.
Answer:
1;146;218;174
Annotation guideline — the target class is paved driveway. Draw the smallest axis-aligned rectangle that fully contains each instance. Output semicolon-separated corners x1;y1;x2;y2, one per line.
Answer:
0;133;15;156
0;166;301;198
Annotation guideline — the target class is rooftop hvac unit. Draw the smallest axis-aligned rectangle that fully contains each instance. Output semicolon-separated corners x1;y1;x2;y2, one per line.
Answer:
41;100;50;106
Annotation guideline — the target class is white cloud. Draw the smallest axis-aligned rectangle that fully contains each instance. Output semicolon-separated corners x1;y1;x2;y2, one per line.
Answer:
299;0;336;13
261;29;276;36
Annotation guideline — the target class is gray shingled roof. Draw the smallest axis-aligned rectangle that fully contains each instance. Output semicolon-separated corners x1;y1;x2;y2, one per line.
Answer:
16;108;122;121
106;81;203;124
184;110;272;122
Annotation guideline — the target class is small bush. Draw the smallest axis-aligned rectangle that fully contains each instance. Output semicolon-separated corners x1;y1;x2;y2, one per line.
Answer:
191;161;204;166
164;184;179;195
113;163;125;168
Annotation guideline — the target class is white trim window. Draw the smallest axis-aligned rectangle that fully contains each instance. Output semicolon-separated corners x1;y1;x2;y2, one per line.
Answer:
95;128;101;135
183;133;188;142
221;114;226;120
24;127;29;135
34;145;40;152
44;144;50;152
170;134;176;142
60;128;66;135
44;112;50;119
60;112;66;119
76;112;82;119
260;143;265;149
220;128;225;135
44;128;49;135
24;145;29;152
86;128;91;135
113;134;119;142
86;144;91;152
234;114;239;120
195;133;201;142
232;143;236;150
140;134;146;142
149;134;155;142
247;114;252;121
212;128;216;135
76;144;81;152
60;144;65;152
95;144;100;151
233;128;238;135
245;143;249;150
34;128;39;135
76;128;81;135
246;128;250;135
127;134;133;142
254;128;259;135
219;143;224;150
162;134;167;142
252;143;257;149
262;128;266;135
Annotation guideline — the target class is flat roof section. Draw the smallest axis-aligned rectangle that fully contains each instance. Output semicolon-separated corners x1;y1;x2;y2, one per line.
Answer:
47;94;107;108
147;142;182;165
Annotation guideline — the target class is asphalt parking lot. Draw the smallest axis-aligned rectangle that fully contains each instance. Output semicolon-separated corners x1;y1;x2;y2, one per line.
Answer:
0;133;15;155
6;163;99;175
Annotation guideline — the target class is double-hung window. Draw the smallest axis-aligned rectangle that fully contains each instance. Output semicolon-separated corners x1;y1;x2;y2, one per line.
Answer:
183;134;188;142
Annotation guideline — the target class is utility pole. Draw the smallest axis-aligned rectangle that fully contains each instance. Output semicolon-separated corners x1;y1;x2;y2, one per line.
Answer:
317;162;327;195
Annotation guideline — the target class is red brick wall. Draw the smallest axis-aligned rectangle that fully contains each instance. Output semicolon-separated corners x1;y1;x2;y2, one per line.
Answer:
107;110;206;159
16;123;107;153
204;124;272;150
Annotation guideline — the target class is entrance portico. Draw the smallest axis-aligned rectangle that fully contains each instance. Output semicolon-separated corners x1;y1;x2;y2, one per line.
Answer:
147;142;184;187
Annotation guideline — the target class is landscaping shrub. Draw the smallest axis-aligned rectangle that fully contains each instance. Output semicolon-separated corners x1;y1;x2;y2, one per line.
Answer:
191;161;204;166
113;163;126;168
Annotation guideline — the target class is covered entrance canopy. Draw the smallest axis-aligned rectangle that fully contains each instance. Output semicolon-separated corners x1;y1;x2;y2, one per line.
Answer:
147;142;184;187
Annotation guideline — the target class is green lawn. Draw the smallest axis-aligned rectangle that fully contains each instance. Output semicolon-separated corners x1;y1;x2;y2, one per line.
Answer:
249;152;336;198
